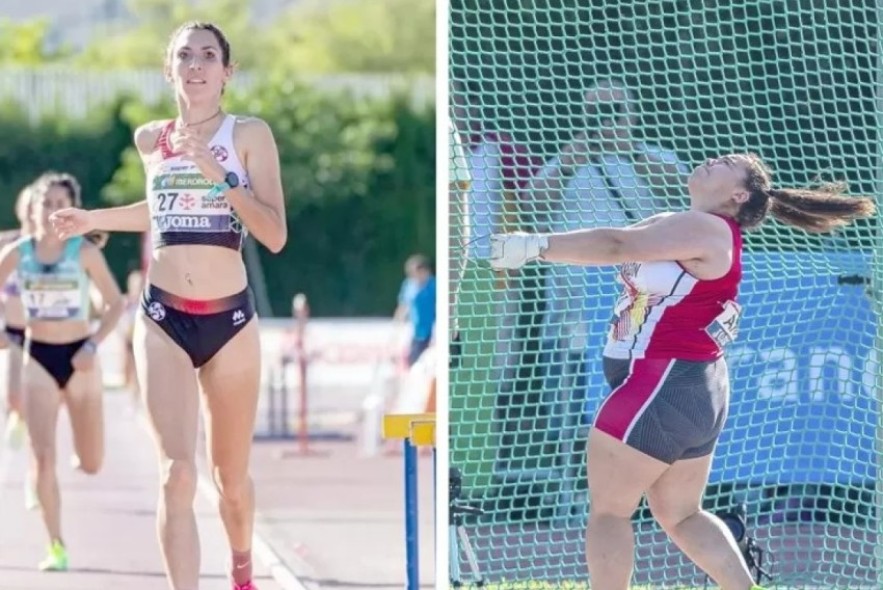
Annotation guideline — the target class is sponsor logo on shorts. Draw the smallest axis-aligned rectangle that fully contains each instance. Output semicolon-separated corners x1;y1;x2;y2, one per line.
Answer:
147;301;166;322
232;309;246;326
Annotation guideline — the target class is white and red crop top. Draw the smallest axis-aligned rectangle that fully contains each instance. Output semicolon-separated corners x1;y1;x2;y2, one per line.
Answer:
603;214;743;362
146;114;250;251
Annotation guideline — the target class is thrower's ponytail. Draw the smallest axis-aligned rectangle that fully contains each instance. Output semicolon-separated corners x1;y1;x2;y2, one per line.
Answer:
726;152;876;233
735;178;875;233
767;183;875;233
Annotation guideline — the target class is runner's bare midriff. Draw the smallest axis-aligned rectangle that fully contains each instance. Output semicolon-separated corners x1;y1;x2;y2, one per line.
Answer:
29;320;92;344
146;244;249;300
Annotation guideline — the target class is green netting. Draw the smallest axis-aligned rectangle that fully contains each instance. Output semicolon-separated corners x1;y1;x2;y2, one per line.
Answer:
449;1;881;588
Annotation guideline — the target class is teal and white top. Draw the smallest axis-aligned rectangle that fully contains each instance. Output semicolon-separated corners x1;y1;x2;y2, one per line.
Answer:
17;236;89;321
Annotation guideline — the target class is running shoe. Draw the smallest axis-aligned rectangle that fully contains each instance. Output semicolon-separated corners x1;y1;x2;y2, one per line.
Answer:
38;540;68;572
233;582;257;590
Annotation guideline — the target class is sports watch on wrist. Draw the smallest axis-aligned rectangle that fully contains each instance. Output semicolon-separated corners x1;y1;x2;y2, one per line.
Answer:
208;171;240;198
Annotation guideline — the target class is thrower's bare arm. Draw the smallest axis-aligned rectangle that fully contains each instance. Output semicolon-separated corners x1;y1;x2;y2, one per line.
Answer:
541;210;725;266
490;210;734;272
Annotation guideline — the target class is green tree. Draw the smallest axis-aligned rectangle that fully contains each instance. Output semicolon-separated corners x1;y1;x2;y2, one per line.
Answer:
74;0;267;69
0;18;70;65
266;0;435;74
73;0;434;75
0;100;142;278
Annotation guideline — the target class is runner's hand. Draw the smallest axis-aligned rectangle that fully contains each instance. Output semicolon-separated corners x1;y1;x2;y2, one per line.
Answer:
50;208;94;240
171;128;227;184
72;343;97;372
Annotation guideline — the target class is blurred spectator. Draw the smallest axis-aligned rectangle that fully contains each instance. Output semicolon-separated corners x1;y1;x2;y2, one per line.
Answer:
524;78;689;232
394;254;436;367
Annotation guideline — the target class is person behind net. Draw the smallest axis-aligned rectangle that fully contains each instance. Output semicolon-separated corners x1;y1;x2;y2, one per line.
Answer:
49;21;287;590
487;153;874;590
0;172;125;572
2;183;37;450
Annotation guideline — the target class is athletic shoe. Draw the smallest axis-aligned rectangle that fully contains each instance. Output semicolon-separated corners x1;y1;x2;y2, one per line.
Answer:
38;541;68;571
4;411;25;450
233;582;257;590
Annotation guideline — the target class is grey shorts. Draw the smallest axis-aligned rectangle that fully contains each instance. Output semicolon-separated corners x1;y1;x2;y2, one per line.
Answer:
594;356;730;464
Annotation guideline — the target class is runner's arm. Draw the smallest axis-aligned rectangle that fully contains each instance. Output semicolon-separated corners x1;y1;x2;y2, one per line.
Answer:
88;201;151;233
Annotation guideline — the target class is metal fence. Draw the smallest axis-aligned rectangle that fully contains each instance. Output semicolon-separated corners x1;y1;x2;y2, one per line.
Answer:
0;67;434;121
